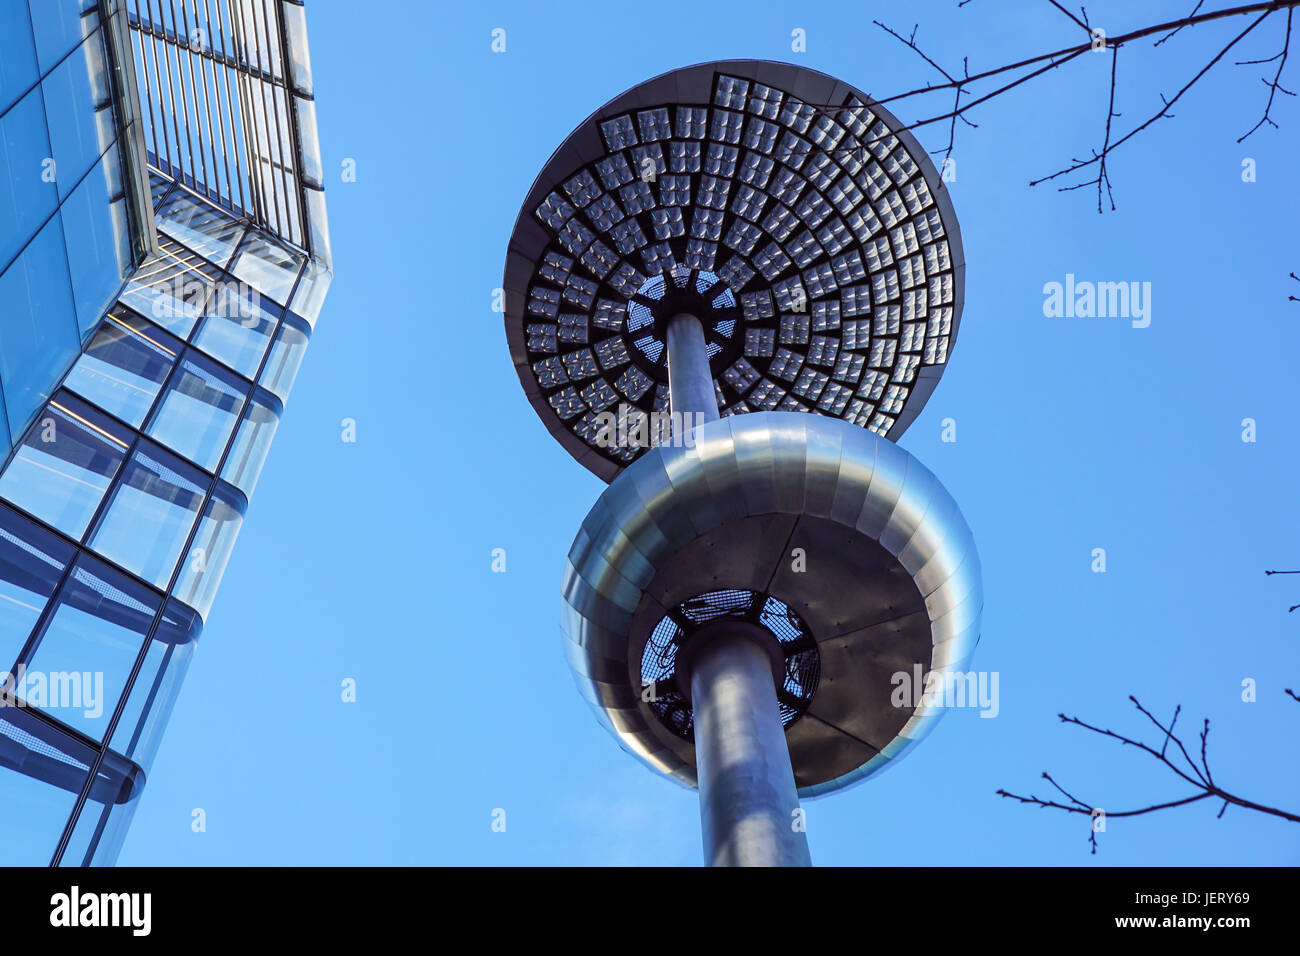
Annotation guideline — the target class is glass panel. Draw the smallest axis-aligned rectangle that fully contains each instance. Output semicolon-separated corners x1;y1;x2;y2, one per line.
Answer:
260;313;310;402
22;554;160;742
0;86;59;271
119;237;219;338
63;310;181;427
0;214;78;433
0;1;37;115
0;503;74;673
0;711;87;865
192;284;280;377
26;0;97;74
288;256;331;328
229;231;305;304
41;27;113;200
146;351;246;472
173;482;243;619
219;388;279;498
0;384;9;454
155;188;245;268
89;441;206;590
77;608;200;868
64;749;146;866
61;142;132;336
0;392;130;541
108;599;198;772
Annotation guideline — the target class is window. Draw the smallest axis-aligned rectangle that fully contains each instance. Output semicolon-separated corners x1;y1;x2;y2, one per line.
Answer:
155;188;245;268
173;482;244;618
119;238;219;338
0;215;79;434
260;313;311;402
22;553;159;742
146;351;246;472
108;599;199;771
41;28;114;201
229;231;305;305
61;142;132;336
288;258;332;328
219;388;280;498
89;441;206;590
0;86;59;271
62;310;181;427
26;0;97;75
0;392;130;541
0;2;37;115
0;504;74;673
0;710;88;865
192;286;281;378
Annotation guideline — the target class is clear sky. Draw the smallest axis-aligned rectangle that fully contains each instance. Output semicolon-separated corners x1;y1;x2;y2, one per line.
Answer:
117;0;1300;866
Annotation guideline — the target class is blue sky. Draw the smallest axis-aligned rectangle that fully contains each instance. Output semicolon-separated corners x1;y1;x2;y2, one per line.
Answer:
117;0;1300;865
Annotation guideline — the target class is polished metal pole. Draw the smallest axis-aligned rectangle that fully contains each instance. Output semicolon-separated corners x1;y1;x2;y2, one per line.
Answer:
665;317;810;866
687;622;812;867
665;313;720;425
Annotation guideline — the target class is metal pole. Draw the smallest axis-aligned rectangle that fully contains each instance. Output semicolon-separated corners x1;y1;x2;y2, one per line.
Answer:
665;313;720;426
687;621;812;867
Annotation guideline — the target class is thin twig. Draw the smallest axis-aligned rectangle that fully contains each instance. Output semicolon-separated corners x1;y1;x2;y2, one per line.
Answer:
998;695;1300;853
1238;7;1295;140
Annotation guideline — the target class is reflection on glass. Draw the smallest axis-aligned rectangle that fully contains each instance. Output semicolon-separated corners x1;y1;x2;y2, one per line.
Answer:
0;392;129;541
0;87;59;271
0;215;79;434
173;483;244;619
155;188;245;268
61;143;132;335
260;314;310;402
89;441;206;590
219;389;280;498
51;741;142;866
23;554;159;742
146;351;246;472
229;231;305;305
0;504;74;673
41;27;113;200
192;286;280;378
119;238;219;339
63;311;180;427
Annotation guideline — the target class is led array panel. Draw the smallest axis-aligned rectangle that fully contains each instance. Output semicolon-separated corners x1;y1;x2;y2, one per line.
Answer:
521;72;958;469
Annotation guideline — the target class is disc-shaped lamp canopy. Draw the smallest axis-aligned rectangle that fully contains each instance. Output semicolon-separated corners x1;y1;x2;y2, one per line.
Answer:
505;60;966;481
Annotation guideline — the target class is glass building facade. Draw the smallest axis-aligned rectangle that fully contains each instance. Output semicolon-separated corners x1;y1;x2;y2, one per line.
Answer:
0;0;330;865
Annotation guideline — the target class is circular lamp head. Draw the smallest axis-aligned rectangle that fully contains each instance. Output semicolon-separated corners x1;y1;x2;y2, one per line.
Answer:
505;60;966;481
560;412;982;797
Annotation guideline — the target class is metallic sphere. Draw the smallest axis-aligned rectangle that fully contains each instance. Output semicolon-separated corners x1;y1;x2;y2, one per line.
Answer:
560;412;982;796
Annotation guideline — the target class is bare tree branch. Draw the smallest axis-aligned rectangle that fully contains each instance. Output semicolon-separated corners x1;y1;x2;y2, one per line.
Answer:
1155;0;1208;46
1237;7;1296;139
998;695;1300;853
872;20;977;163
1030;9;1273;190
